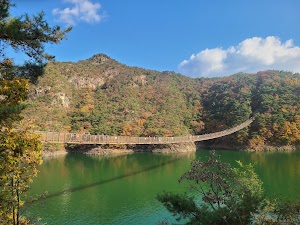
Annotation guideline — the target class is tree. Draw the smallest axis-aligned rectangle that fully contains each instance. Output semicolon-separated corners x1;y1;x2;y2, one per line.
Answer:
0;1;70;224
157;151;265;225
0;124;42;224
255;198;300;225
157;151;300;224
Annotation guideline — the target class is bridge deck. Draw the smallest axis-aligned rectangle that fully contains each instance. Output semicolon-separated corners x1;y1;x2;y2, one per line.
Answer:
36;118;254;145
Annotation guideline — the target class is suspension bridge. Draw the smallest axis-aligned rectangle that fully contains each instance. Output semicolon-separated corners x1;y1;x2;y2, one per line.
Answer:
36;117;254;145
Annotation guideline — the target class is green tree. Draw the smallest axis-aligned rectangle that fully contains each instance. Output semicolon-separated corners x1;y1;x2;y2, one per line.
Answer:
255;198;300;225
0;0;70;224
157;151;265;225
157;151;300;224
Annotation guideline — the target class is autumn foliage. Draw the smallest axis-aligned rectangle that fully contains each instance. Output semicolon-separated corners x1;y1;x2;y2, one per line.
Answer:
22;58;300;150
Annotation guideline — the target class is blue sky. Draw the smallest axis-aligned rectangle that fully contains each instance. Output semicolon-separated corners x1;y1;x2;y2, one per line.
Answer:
11;0;300;77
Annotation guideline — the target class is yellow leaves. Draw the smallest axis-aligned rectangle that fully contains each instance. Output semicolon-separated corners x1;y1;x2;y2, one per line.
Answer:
240;86;251;94
0;58;13;67
0;121;43;222
281;107;288;113
163;129;173;137
121;122;134;136
80;103;95;113
0;78;29;105
294;115;300;128
260;127;273;139
191;120;205;133
142;111;152;119
121;118;147;136
278;120;300;144
285;77;300;86
281;105;297;114
63;125;72;132
136;118;145;127
0;126;42;159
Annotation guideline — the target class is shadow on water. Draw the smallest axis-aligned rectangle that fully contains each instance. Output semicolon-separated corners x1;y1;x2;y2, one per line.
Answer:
26;154;185;205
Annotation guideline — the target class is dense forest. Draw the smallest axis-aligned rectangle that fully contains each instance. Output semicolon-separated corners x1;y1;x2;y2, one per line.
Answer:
22;54;300;150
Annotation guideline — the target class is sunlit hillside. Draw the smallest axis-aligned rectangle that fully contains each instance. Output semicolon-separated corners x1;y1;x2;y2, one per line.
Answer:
22;54;300;149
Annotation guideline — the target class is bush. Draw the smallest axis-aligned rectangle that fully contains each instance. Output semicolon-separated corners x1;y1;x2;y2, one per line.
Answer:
157;151;300;225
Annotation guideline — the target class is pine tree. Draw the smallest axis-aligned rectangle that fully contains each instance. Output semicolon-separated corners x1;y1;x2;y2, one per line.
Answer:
0;1;70;224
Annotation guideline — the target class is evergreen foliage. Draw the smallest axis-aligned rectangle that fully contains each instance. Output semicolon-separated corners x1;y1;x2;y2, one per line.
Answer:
23;53;300;149
0;1;70;223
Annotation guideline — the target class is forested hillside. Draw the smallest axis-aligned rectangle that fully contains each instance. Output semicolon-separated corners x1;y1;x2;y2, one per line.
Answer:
22;54;300;150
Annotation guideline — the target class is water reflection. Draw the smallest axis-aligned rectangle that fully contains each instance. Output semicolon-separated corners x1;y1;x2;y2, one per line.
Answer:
34;153;192;201
29;153;195;199
197;150;300;199
26;150;300;225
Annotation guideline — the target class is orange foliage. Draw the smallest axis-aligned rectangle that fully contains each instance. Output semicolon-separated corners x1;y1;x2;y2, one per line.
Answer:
63;125;72;132
279;120;300;144
122;122;134;136
248;137;265;150
163;129;173;137
260;127;273;139
80;104;94;113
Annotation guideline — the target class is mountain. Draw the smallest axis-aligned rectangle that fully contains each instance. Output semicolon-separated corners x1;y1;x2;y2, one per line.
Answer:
22;54;300;150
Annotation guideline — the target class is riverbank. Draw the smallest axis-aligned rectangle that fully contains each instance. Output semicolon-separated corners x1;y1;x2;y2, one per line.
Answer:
42;143;68;157
41;142;300;157
196;142;300;152
244;145;300;152
42;142;197;156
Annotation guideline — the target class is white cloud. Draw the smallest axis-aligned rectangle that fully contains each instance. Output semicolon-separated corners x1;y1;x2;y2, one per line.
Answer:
52;0;103;26
179;36;300;78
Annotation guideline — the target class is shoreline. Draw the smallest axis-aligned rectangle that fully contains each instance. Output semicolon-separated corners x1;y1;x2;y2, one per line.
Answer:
199;143;300;152
41;143;300;157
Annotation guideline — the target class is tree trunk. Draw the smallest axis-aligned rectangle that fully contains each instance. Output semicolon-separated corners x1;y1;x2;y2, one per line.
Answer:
11;176;16;225
16;180;20;225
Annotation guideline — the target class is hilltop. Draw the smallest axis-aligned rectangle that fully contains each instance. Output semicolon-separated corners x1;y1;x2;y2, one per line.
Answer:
22;54;300;151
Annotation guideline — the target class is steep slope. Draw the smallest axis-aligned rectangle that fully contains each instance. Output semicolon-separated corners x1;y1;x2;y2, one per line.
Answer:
23;54;202;137
22;54;300;150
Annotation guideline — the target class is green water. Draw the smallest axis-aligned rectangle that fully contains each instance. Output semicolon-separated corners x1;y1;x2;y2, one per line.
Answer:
25;150;300;224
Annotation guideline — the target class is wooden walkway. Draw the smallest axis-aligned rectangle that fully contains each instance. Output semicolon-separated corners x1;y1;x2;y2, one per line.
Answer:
36;118;254;145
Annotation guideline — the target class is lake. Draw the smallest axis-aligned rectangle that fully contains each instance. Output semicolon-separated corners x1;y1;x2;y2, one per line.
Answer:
25;149;300;224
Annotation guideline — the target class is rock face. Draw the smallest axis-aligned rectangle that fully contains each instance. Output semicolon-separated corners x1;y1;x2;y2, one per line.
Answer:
66;144;134;155
70;76;105;90
42;143;68;157
151;142;196;153
244;145;300;152
131;142;197;154
51;92;70;108
80;148;134;155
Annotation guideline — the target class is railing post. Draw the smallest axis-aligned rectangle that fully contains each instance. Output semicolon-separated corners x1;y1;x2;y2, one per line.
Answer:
34;118;253;145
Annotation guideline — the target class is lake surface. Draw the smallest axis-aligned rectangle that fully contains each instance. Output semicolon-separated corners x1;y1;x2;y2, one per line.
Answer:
25;149;300;224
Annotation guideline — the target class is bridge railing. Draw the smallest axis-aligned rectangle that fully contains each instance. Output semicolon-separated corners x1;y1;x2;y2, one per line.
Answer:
36;117;254;145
